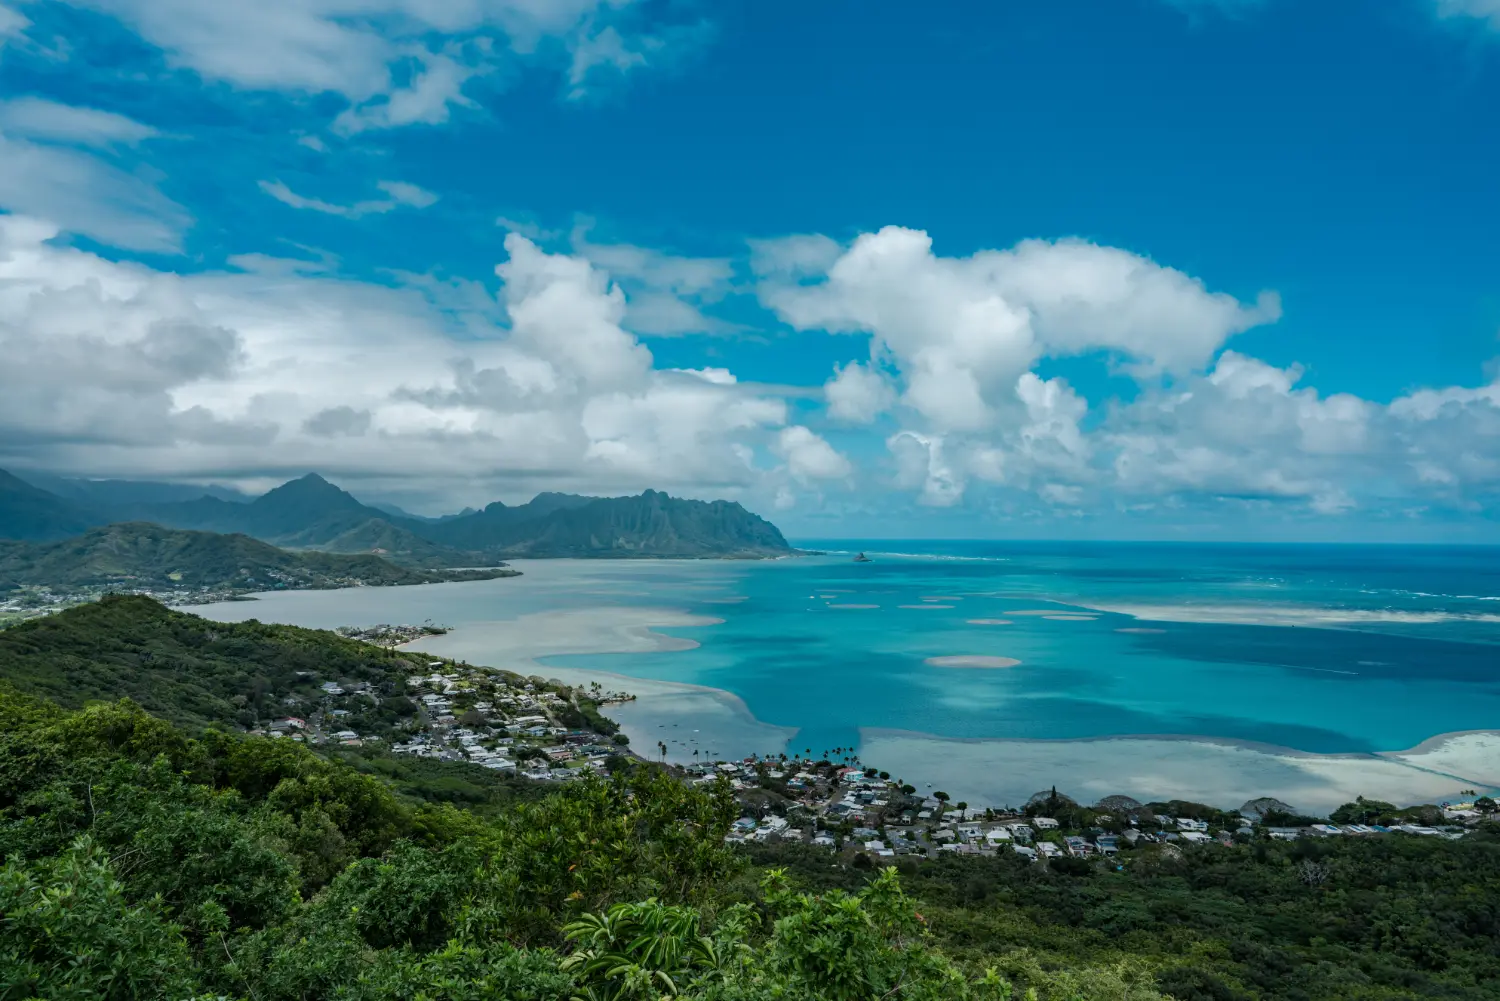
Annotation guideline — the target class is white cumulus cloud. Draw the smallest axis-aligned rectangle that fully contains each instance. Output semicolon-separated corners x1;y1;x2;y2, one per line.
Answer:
774;426;852;483
824;361;895;424
767;226;1277;434
0;215;802;509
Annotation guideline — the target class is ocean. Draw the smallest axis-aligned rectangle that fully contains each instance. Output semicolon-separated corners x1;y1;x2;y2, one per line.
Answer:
194;541;1500;811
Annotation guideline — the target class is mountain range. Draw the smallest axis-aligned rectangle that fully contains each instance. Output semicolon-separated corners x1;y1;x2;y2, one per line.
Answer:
0;470;792;562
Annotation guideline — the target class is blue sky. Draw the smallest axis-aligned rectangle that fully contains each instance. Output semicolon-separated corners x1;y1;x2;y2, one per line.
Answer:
0;0;1497;540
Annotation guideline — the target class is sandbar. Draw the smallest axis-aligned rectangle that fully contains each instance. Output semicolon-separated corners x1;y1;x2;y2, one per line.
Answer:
1081;601;1500;628
1043;614;1098;621
1116;627;1166;634
925;656;1022;669
967;619;1014;626
859;728;1500;815
829;603;880;609
901;604;954;609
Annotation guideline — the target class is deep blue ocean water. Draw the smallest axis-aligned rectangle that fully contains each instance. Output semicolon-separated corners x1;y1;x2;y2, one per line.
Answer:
535;541;1500;758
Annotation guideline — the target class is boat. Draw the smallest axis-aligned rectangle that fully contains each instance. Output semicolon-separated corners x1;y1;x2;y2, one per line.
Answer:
853;552;871;563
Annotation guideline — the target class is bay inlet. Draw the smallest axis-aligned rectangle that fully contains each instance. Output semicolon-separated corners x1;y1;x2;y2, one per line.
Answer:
194;544;1500;813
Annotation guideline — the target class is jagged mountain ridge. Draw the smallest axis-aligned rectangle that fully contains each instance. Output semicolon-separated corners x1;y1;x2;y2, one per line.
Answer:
461;489;791;557
0;470;792;559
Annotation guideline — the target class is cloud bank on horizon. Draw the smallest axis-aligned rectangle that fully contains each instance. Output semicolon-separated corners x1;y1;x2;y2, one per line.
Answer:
0;0;1496;539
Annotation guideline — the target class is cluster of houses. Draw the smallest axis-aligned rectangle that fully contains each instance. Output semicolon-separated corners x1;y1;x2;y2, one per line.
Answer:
334;622;448;648
250;658;625;776
385;665;623;777
698;757;1484;862
238;651;1491;860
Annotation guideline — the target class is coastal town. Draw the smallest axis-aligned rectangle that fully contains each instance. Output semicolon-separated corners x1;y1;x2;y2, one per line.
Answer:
246;632;637;783
0;568;398;626
704;757;1492;860
0;580;270;626
244;622;1495;866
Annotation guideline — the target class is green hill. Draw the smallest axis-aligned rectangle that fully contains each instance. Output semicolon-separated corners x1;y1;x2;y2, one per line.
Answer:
0;522;519;592
0;594;416;729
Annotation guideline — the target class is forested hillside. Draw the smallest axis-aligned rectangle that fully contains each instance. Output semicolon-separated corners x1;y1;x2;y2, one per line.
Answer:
0;594;424;728
2;600;1497;1000
0;523;518;594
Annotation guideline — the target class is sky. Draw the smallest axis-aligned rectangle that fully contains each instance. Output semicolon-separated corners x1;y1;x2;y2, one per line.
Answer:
0;0;1498;541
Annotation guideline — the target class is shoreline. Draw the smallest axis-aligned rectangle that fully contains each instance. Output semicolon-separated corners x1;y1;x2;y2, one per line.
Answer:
191;568;1500;813
420;609;1500;811
402;604;797;763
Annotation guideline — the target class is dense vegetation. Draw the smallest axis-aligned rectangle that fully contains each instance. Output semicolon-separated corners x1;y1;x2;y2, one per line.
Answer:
0;595;462;730
0;692;1038;1001
747;835;1500;1001
0;522;518;593
2;600;1497;1000
1;469;793;560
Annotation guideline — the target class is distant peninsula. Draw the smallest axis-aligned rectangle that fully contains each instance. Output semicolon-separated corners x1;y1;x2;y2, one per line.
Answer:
0;522;520;623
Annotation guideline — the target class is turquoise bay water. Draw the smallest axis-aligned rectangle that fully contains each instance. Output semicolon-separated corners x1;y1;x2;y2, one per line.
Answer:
536;542;1500;758
198;542;1500;764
